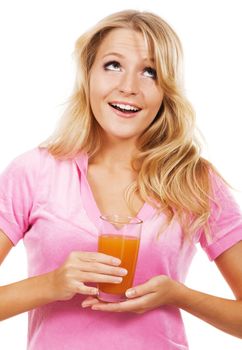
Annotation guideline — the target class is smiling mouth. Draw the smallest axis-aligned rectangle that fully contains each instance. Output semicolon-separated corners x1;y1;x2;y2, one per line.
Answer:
108;102;142;114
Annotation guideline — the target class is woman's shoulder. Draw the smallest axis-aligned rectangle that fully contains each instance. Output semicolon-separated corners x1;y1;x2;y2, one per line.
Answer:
4;147;51;172
2;147;87;183
1;147;58;181
12;146;46;161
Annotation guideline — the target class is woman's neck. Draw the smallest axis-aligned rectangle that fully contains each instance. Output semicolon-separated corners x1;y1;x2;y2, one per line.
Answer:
90;141;137;171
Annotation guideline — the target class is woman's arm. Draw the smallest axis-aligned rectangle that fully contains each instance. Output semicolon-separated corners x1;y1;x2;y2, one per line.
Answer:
0;269;55;321
0;231;13;264
84;241;242;338
176;240;242;338
175;241;242;338
0;229;127;321
0;229;57;320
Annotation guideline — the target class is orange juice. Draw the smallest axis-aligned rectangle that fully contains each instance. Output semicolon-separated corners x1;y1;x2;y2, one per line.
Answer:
98;234;140;294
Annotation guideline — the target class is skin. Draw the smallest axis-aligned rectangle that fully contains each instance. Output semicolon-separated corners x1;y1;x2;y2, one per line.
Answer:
87;28;163;217
89;28;163;144
0;28;242;340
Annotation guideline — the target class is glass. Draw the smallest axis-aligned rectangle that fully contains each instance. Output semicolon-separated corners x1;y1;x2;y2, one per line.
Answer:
98;214;142;302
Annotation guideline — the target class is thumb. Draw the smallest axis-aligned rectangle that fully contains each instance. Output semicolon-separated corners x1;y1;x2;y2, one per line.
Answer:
82;296;99;308
125;280;151;299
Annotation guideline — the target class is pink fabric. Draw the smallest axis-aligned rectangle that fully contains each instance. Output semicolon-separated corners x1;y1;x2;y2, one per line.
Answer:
0;147;242;350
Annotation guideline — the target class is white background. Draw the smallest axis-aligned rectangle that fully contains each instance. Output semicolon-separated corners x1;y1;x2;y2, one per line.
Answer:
0;0;242;349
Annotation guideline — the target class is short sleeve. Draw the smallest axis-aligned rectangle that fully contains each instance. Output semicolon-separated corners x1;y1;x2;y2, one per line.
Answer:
0;148;41;245
198;172;242;260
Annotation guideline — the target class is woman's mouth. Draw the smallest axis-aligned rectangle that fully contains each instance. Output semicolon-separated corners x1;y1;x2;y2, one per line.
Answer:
108;102;142;118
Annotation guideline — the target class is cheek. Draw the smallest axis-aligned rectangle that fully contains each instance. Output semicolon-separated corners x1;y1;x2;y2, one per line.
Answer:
148;94;163;113
90;70;117;98
153;87;164;108
89;76;105;113
141;81;163;109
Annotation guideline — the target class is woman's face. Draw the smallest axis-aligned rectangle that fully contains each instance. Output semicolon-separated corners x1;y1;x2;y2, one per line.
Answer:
89;28;164;143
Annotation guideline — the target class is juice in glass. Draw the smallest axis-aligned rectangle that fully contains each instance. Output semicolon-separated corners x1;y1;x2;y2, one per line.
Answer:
98;215;142;302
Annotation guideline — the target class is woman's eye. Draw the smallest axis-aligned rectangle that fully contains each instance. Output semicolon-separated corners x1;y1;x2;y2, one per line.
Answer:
103;61;121;71
143;67;157;79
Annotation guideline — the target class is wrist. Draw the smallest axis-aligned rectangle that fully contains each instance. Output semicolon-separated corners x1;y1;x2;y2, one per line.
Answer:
166;278;188;306
39;271;58;303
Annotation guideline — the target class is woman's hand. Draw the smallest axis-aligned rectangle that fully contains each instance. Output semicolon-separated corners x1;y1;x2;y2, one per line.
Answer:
47;251;128;301
82;275;184;313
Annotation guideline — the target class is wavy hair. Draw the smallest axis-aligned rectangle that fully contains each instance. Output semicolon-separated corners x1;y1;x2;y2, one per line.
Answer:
41;10;217;237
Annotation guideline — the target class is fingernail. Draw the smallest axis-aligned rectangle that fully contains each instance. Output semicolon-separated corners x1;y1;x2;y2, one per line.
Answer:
91;288;99;295
126;289;136;298
82;302;90;308
112;258;121;265
120;268;128;276
114;277;123;283
92;306;99;311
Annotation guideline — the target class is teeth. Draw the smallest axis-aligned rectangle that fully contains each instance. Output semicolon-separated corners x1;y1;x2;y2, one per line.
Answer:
111;103;140;112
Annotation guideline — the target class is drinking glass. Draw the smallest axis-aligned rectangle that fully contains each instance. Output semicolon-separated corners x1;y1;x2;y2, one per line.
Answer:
98;214;142;302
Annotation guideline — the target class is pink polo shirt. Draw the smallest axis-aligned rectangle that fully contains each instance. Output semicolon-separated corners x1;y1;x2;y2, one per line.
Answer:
0;147;242;350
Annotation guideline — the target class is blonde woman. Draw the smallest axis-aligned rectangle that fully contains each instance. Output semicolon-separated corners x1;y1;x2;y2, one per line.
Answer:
0;10;242;350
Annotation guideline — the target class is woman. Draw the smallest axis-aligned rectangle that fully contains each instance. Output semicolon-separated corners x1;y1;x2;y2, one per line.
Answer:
0;9;242;350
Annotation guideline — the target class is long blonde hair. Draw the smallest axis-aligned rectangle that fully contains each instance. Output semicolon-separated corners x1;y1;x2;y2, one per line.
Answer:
41;10;216;236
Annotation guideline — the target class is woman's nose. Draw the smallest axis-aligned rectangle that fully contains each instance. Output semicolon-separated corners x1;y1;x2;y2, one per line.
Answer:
118;71;139;95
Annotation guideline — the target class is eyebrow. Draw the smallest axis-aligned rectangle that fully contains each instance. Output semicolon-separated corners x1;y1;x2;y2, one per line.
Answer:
102;52;155;63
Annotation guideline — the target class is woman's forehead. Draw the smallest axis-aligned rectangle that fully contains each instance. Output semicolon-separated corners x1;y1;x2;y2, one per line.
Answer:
96;28;154;62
